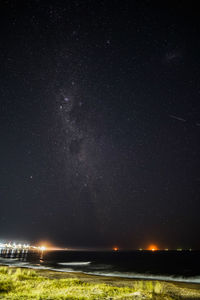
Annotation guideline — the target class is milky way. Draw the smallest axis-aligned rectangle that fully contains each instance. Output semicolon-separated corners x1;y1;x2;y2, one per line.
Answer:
55;88;116;244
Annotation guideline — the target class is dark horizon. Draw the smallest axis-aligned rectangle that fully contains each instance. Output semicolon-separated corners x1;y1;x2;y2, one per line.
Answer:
1;1;200;250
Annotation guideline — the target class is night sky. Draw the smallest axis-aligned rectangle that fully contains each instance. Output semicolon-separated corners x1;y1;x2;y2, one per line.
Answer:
1;0;200;250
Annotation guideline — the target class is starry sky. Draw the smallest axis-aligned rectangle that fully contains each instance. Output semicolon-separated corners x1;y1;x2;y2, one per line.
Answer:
0;0;200;249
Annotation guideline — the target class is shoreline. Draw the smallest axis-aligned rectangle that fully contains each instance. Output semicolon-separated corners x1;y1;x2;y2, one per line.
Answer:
1;265;200;299
1;261;200;285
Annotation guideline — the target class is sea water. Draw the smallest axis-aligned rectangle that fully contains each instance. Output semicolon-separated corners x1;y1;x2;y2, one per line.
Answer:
1;250;200;284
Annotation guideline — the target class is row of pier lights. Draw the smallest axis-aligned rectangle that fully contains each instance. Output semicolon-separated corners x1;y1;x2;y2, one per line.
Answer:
0;242;46;260
0;242;46;252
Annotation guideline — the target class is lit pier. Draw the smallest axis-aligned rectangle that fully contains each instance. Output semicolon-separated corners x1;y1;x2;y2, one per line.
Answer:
0;242;46;260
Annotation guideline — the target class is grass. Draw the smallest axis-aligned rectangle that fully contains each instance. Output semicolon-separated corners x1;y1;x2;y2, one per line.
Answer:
0;266;200;299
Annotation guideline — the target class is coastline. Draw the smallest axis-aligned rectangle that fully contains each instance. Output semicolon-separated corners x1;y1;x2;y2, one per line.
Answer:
1;265;200;299
30;268;200;295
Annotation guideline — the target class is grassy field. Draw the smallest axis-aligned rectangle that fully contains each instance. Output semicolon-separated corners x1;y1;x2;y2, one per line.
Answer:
0;266;200;299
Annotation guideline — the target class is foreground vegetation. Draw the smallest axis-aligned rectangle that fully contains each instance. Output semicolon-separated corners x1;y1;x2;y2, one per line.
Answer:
0;266;200;299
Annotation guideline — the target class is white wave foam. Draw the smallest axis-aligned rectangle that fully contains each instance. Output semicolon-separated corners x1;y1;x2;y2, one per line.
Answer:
49;268;80;273
85;271;200;284
0;257;18;262
58;261;91;266
0;260;50;270
0;261;28;267
23;265;50;270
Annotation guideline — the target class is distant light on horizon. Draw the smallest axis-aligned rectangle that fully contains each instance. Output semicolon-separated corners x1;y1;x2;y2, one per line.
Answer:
113;247;119;251
147;244;158;251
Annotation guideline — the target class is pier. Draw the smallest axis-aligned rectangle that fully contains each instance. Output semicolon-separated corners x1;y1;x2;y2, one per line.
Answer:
0;242;45;260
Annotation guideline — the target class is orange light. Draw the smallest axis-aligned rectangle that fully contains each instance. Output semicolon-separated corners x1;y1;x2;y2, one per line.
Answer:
147;244;158;251
113;247;119;251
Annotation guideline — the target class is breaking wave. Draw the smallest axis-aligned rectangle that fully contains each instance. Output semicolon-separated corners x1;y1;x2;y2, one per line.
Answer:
85;271;200;284
58;261;91;266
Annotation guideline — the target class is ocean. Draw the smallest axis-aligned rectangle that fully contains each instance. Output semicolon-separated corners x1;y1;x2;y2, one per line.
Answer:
1;250;200;284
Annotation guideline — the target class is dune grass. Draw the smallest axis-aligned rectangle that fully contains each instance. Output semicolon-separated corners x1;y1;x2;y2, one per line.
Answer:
0;266;198;299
